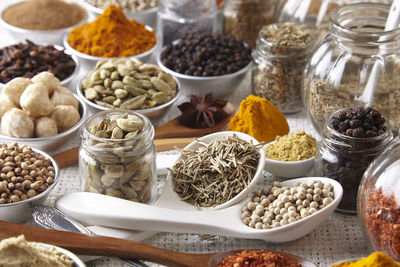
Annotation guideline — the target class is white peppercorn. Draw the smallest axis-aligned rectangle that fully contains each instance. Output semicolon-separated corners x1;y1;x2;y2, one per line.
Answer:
241;180;335;229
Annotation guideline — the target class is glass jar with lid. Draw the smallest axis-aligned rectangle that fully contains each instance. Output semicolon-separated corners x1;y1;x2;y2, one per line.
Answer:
303;3;400;134
358;138;400;261
252;22;316;113
315;108;393;214
157;0;217;45
223;0;278;49
79;110;157;204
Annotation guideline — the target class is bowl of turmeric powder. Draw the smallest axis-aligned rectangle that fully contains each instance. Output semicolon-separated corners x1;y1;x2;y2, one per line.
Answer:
63;5;158;69
264;130;317;178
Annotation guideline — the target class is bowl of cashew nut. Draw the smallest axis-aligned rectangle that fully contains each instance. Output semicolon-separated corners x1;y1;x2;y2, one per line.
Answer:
0;71;87;152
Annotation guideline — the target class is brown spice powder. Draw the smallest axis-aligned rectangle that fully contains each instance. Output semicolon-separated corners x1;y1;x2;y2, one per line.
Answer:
2;0;86;30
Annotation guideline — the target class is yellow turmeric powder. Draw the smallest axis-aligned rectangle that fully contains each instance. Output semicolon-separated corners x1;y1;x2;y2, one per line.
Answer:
228;95;289;142
67;5;156;58
332;252;400;267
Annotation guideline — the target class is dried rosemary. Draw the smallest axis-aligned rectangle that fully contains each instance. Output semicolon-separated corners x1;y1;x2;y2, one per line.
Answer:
170;135;261;208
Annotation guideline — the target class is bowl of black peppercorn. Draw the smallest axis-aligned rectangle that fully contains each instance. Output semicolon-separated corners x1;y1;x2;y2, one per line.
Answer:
157;33;253;97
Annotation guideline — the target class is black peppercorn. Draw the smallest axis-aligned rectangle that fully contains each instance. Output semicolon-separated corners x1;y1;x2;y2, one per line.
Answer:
161;33;252;77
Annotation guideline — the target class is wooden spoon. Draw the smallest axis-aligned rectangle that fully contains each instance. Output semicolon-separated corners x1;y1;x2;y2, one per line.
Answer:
0;220;316;267
54;137;195;169
154;102;235;139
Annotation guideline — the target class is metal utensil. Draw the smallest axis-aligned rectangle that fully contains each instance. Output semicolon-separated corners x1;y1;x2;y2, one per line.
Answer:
32;205;149;267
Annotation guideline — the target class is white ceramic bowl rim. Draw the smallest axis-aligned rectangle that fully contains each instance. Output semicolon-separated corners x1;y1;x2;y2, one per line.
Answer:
63;24;157;61
0;94;87;143
76;74;181;113
242;177;343;233
157;41;253;80
0;0;88;33
81;0;157;15
0;147;60;207
0;43;80;86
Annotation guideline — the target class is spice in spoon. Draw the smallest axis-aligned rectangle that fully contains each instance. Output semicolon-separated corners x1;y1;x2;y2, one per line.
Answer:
170;134;261;208
177;93;229;128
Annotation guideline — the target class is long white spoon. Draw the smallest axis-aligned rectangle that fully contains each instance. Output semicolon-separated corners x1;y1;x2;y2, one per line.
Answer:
357;0;400;105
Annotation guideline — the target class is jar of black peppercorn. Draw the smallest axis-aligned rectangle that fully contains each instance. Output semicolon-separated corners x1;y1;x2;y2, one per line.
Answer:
315;107;393;214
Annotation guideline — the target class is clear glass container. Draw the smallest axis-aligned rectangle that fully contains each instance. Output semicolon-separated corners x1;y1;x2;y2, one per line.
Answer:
358;138;400;261
315;109;393;214
276;0;340;27
252;23;316;114
223;0;278;49
303;3;400;134
79;110;156;204
157;0;217;45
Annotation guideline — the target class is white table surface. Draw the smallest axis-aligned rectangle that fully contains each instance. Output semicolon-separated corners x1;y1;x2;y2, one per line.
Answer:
0;1;376;266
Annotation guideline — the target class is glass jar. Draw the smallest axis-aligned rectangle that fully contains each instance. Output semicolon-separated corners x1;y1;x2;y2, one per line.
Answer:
157;0;217;45
276;0;339;27
303;3;400;134
79;110;156;204
358;139;400;261
252;23;316;113
223;0;278;49
315;109;393;214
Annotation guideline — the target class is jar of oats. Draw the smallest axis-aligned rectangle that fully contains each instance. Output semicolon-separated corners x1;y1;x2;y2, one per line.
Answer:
79;110;156;204
303;3;400;134
358;139;400;261
223;0;278;49
252;22;316;114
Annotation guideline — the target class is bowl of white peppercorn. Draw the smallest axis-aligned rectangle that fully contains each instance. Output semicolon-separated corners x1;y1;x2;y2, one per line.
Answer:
0;143;60;223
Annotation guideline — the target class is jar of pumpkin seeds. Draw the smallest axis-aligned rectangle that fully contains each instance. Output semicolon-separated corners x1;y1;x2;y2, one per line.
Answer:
79;110;156;204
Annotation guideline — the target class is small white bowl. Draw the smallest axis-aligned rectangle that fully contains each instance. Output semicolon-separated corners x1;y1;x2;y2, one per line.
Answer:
80;0;158;29
264;142;315;178
0;148;60;223
76;74;180;119
157;43;252;98
0;43;80;89
0;0;88;45
0;94;87;153
63;25;157;69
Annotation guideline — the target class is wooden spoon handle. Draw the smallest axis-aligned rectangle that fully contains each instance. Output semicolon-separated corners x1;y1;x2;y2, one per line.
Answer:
53;137;195;169
0;220;212;267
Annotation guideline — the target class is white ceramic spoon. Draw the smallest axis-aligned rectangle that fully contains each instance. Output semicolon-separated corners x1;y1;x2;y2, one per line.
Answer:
56;177;343;243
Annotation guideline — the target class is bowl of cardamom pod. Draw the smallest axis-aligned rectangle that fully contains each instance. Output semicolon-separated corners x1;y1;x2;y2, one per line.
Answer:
77;57;180;119
264;131;317;179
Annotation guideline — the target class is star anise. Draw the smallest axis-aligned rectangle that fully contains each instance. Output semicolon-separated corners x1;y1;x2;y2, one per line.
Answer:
177;93;228;128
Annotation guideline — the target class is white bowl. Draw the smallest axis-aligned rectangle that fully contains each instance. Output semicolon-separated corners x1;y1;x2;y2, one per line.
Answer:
0;43;80;89
76;74;180;119
264;142;315;178
0;0;88;45
157;43;252;98
0;148;60;223
63;25;157;69
80;0;157;29
0;94;87;153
